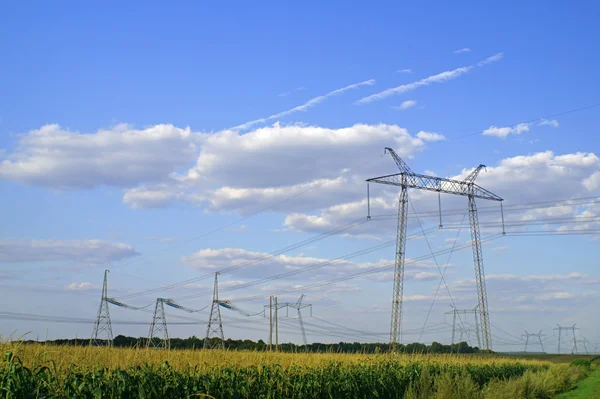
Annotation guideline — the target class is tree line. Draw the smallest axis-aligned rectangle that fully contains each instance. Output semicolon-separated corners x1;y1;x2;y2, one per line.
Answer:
23;335;484;354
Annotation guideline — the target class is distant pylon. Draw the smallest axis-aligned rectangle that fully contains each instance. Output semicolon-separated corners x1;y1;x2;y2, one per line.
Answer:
90;269;113;346
147;298;169;350
265;294;312;348
204;273;225;349
554;324;578;354
446;305;480;353
521;330;545;353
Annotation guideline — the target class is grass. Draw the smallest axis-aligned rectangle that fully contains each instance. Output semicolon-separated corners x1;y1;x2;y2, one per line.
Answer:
0;342;593;398
555;361;600;398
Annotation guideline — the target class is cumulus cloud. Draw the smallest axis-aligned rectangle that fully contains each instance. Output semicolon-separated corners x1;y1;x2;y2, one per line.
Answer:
583;172;600;191
539;119;559;128
393;100;417;110
0;124;199;189
285;151;600;235
356;53;503;104
483;123;530;138
483;119;559;139
181;247;436;281
416;131;446;142
123;123;434;212
0;239;139;265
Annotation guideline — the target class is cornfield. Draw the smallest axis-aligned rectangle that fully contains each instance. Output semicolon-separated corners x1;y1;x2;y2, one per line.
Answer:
0;342;590;398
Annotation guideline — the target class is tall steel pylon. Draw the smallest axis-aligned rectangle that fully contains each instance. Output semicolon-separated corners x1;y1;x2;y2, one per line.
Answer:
90;269;113;346
367;147;503;351
147;298;169;350
522;330;545;353
204;273;225;349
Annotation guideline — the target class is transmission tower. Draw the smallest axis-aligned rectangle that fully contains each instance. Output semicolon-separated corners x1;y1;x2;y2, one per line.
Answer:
445;305;480;351
554;324;578;354
204;273;225;349
90;269;113;346
521;330;545;353
265;294;312;347
367;147;503;351
147;298;169;350
574;339;589;355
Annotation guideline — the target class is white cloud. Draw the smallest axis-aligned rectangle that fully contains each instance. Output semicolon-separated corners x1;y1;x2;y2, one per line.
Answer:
416;131;446;142
583;172;600;191
181;247;434;281
65;282;100;291
487;272;586;283
453;48;471;54
393;100;417;110
285;151;600;235
232;79;375;130
0;124;198;189
278;87;306;97
356;53;503;104
397;69;412;73
0;239;138;265
356;67;472;104
124;123;429;212
539;119;559;128
482;123;530;138
477;52;504;66
535;292;577;301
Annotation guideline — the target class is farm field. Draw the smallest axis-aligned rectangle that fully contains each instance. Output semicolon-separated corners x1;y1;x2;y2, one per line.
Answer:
0;342;595;398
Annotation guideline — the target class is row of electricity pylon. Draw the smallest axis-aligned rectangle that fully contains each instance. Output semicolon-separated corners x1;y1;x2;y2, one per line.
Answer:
91;270;311;350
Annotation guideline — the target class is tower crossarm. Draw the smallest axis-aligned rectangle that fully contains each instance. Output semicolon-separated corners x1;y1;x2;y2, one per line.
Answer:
366;172;503;202
384;147;414;175
463;165;486;184
163;299;196;313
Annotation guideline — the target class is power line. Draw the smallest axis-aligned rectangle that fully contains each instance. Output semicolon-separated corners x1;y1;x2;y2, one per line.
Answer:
111;154;384;272
173;228;436;302
231;234;504;303
448;102;600;141
118;217;369;301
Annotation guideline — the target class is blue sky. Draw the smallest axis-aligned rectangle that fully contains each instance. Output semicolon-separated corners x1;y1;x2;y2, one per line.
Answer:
1;1;599;352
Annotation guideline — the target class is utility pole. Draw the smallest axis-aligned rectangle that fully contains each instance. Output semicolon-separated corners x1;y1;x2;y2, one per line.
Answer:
265;295;312;348
521;330;545;353
275;296;279;351
269;296;273;351
147;298;169;350
446;305;480;353
91;269;113;346
554;324;578;354
204;273;225;349
367;148;503;351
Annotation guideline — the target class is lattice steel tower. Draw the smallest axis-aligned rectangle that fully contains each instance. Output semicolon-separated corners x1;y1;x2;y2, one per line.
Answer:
367;148;503;351
204;273;225;349
148;298;169;350
90;269;113;346
522;330;545;353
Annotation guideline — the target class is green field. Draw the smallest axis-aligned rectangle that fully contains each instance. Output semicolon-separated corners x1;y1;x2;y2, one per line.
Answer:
1;342;595;398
